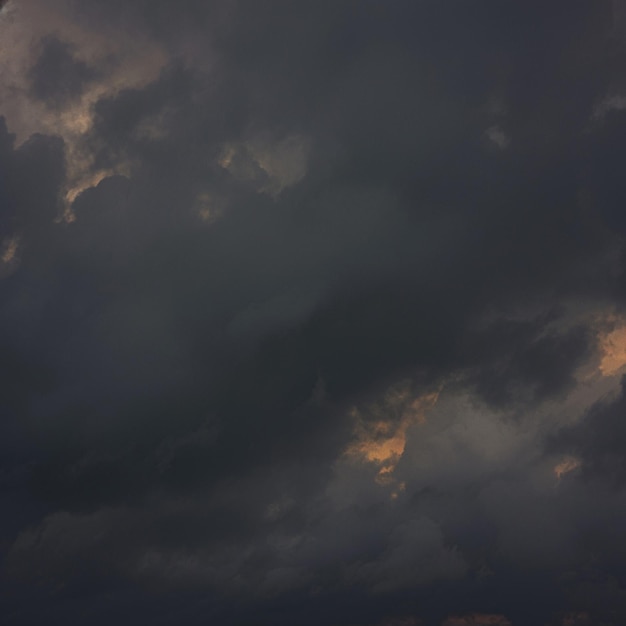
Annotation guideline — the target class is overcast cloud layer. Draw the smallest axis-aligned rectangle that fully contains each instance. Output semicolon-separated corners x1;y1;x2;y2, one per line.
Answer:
2;1;626;625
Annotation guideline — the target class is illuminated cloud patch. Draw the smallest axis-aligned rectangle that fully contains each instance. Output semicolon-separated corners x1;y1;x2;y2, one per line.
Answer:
598;318;626;376
554;456;582;481
344;382;440;484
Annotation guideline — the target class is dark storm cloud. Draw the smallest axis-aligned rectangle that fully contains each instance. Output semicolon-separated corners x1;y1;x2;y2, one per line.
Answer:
552;377;626;485
0;117;65;237
465;319;592;408
3;0;626;625
28;36;100;109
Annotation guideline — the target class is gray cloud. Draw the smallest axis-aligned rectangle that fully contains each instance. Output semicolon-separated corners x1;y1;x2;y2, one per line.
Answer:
28;36;100;109
2;1;626;625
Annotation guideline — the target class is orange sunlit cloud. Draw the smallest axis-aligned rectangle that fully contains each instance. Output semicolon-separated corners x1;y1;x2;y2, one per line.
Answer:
0;235;20;278
345;384;440;484
1;236;19;264
0;0;167;217
554;456;581;481
599;321;626;376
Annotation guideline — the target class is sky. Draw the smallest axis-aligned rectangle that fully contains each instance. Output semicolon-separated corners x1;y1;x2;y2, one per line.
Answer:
1;1;626;625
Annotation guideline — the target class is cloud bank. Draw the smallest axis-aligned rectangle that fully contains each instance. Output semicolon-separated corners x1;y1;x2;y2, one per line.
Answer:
2;1;626;624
